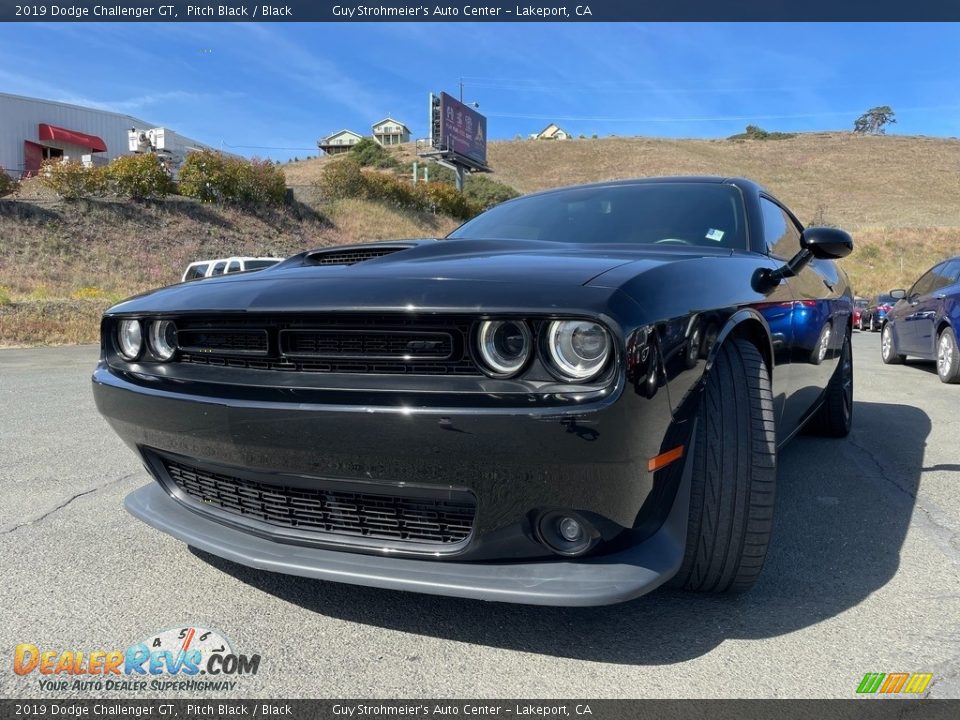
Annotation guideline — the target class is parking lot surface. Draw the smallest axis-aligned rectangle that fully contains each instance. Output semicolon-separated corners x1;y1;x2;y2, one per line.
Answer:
1;331;958;698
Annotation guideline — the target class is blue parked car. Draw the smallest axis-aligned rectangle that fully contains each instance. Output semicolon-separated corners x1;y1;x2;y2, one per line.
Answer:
881;256;960;383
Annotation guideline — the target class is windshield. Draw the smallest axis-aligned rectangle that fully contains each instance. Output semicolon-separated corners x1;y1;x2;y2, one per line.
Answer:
877;295;897;305
448;182;747;249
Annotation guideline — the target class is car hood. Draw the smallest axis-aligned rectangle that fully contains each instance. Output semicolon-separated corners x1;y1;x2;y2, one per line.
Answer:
107;239;726;315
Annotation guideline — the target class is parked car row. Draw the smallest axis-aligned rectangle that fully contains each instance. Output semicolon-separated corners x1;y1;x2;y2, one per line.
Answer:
871;256;960;383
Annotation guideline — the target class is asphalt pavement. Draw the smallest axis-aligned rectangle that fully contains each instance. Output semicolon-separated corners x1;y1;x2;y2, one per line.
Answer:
1;331;958;699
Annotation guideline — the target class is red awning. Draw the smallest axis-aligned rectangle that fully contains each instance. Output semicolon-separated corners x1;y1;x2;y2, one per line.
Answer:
38;123;107;153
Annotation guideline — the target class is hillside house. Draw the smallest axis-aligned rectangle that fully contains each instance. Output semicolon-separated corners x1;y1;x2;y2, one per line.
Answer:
372;118;410;146
533;123;571;140
318;129;364;155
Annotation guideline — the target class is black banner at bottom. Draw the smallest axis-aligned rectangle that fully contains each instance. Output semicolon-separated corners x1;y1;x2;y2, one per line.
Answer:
1;700;959;720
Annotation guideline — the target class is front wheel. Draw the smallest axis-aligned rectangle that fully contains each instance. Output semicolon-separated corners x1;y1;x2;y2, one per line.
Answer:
937;327;960;383
669;338;777;594
881;323;905;364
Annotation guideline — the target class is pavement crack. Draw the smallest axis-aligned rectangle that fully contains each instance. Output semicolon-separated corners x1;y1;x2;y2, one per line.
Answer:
0;471;140;535
846;435;960;564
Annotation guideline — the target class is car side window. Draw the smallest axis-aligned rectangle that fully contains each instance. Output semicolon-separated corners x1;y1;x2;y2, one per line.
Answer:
186;264;207;280
227;261;241;273
911;267;939;297
760;197;802;259
211;261;227;276
942;260;960;285
931;260;960;291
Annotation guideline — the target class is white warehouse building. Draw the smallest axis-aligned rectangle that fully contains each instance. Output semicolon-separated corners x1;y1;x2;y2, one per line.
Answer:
0;92;219;178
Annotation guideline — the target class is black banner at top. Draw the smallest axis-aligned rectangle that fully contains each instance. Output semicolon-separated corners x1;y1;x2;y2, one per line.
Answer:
1;0;960;22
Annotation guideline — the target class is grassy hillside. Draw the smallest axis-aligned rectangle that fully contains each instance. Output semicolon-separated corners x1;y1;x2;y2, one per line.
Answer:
4;131;960;346
0;189;457;345
284;132;960;296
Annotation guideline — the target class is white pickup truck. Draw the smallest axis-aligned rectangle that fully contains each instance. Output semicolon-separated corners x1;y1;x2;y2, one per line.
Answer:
181;257;283;282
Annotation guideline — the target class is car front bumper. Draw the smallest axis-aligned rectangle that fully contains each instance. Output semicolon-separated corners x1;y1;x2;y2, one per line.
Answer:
125;471;689;606
93;359;690;605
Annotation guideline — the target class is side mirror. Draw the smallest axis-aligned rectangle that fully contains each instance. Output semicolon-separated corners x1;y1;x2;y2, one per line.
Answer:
890;289;907;300
800;227;853;260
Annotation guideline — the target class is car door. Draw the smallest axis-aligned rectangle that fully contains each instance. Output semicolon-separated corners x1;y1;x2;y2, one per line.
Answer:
901;263;948;357
915;260;960;356
760;196;842;438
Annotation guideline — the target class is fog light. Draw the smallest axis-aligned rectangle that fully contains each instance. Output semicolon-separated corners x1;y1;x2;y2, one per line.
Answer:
536;510;597;557
558;517;583;542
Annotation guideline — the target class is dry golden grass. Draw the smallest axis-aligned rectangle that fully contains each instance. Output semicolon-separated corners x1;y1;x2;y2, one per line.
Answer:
0;194;456;346
282;133;960;229
0;300;108;346
847;227;960;296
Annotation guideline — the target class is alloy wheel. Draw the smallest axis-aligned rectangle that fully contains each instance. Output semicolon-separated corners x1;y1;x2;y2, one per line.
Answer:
817;325;832;363
939;333;954;377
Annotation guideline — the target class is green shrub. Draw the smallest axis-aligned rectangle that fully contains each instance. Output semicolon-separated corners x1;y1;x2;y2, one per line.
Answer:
0;170;18;198
179;150;286;205
362;170;418;208
317;157;368;200
414;182;478;221
0;286;11;306
463;175;520;210
106;153;174;200
39;160;108;200
350;138;400;169
728;125;796;141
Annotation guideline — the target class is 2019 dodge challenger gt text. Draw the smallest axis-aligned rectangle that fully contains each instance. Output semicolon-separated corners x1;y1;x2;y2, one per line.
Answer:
92;177;854;606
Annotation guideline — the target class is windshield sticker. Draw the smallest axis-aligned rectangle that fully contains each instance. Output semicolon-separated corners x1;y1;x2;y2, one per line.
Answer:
706;228;725;242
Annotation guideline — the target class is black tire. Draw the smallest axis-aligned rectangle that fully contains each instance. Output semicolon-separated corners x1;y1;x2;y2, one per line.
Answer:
669;338;777;594
881;323;905;365
869;315;878;332
937;327;960;384
805;326;853;438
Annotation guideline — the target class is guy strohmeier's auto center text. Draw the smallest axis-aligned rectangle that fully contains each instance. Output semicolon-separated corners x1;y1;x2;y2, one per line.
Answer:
332;4;592;17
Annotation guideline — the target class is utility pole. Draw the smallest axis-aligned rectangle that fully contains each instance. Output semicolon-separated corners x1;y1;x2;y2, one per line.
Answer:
455;165;465;192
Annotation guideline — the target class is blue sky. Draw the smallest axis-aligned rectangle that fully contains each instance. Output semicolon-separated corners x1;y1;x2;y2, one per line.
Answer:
2;22;959;161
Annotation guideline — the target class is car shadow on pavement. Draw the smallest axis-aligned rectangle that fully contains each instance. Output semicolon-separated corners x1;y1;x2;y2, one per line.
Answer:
192;399;929;665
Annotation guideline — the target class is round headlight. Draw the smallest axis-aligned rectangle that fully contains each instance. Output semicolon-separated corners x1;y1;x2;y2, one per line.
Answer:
545;320;611;381
476;319;532;377
149;320;177;361
117;319;143;360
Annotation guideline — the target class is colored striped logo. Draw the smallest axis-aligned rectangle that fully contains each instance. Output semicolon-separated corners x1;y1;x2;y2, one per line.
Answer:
857;673;933;694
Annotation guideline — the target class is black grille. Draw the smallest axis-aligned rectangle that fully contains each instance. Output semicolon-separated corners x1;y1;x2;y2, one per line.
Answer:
164;460;476;546
174;315;481;376
306;246;408;266
177;328;268;356
280;329;453;360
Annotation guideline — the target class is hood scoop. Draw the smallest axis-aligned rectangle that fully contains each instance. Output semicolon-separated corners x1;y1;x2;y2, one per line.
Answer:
305;244;413;267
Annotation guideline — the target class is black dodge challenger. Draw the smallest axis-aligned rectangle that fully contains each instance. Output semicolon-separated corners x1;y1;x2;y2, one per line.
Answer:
93;177;854;606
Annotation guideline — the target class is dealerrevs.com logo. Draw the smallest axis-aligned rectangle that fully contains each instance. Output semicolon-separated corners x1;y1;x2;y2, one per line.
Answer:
13;626;261;692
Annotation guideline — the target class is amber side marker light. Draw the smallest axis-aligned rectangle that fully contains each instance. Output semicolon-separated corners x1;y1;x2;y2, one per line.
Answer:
648;445;684;473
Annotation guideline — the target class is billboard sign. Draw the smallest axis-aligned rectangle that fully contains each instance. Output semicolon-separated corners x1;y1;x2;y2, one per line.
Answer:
433;92;488;169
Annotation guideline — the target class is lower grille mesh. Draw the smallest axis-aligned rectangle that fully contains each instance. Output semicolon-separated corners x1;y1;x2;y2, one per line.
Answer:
164;460;476;546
